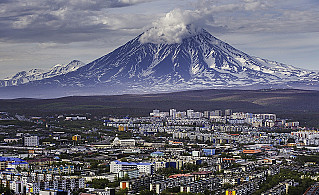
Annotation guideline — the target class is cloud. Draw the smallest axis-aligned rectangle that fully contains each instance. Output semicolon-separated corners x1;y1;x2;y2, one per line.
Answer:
195;0;319;34
139;0;270;44
1;0;318;45
68;0;153;9
139;8;214;44
111;0;153;7
0;0;319;79
195;0;270;12
0;0;155;43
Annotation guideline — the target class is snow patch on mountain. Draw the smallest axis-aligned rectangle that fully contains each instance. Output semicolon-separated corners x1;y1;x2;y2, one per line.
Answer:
0;60;85;87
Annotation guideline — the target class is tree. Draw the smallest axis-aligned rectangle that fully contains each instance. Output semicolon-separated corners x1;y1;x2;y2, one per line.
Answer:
73;188;86;195
288;178;315;195
160;186;180;194
203;189;211;195
181;163;200;173
156;167;180;176
87;179;109;189
121;173;130;181
223;183;233;189
115;188;128;195
140;190;156;195
0;184;14;195
287;138;295;143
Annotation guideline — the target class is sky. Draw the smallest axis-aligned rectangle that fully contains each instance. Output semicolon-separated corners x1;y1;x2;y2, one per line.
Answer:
0;0;319;79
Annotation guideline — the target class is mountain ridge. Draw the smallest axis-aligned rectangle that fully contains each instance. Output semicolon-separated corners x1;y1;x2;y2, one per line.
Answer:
0;28;318;98
0;60;85;87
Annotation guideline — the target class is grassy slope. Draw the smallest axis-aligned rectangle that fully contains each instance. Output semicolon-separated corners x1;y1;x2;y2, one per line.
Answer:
0;89;318;127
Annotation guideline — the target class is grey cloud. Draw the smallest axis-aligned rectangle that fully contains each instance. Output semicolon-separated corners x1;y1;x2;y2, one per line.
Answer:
106;0;154;8
195;0;319;34
0;0;155;43
1;0;319;44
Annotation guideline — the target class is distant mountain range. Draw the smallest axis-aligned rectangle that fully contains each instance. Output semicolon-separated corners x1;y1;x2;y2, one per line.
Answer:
0;27;318;98
0;60;85;87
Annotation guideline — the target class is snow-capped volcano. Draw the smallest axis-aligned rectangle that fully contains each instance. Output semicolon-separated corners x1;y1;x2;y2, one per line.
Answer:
0;28;318;98
47;28;318;91
0;60;85;87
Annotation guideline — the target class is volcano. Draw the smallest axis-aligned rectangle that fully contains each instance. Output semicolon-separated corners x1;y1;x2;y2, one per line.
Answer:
0;28;318;98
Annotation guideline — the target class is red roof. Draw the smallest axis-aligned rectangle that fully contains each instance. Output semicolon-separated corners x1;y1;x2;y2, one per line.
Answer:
169;174;193;178
243;149;262;154
191;171;212;175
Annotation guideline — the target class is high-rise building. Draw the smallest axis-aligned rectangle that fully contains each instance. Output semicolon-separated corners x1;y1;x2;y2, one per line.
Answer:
187;110;194;118
170;109;177;119
24;136;39;147
150;109;160;117
212;110;222;116
225;109;233;116
204;111;210;118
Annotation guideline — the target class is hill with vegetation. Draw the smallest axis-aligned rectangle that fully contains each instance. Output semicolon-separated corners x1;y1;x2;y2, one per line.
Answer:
0;89;318;127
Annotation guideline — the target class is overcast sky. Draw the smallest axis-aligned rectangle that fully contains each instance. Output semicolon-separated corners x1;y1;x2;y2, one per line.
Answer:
0;0;319;79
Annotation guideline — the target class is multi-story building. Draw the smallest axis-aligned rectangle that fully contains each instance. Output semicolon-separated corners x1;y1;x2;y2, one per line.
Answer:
180;177;220;194
204;111;210;119
261;179;295;195
118;169;139;179
112;137;136;147
36;165;74;175
0;171;85;193
211;110;223;117
0;157;28;171
24;136;39;147
152;162;166;171
225;109;233;116
187;110;194;118
170;109;177;119
65;116;87;120
110;160;154;175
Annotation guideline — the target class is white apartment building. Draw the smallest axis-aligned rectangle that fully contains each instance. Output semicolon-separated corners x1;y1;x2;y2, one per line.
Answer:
65;116;87;120
24;136;39;146
110;160;154;175
153;162;166;171
112;137;136;147
170;109;177;119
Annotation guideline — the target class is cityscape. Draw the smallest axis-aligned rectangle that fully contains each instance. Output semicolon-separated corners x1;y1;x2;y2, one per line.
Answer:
0;108;318;194
0;0;319;195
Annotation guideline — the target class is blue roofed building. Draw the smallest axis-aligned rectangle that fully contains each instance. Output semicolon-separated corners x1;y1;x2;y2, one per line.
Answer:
0;156;28;171
7;161;29;170
202;148;215;156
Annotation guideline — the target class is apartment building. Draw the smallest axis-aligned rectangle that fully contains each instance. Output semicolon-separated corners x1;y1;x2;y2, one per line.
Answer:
110;160;154;175
24;136;39;146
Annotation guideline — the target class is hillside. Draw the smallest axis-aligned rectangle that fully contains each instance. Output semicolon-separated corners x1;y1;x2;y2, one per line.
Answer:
0;89;318;127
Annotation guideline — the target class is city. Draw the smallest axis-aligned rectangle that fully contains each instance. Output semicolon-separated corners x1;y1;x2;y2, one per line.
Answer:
0;108;318;194
0;1;318;195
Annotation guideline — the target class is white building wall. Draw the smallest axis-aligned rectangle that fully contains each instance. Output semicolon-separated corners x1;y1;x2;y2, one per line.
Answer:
24;136;39;146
